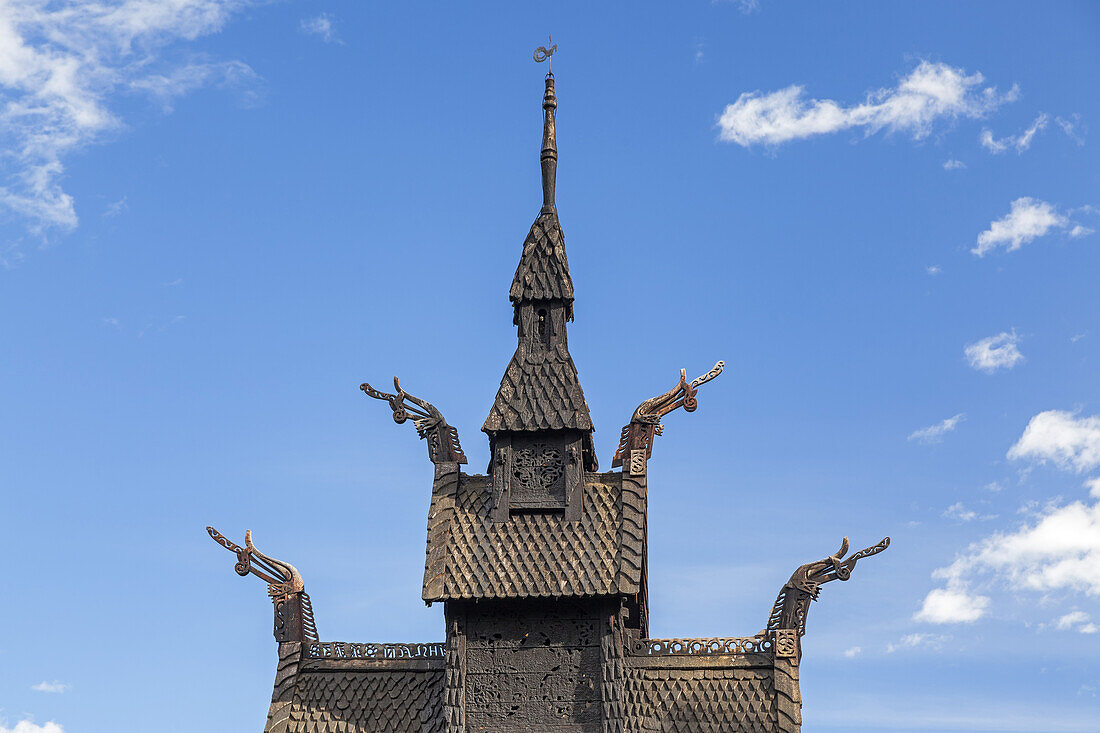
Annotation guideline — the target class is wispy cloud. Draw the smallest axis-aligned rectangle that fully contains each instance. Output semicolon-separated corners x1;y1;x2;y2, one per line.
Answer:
926;264;942;274
137;314;185;338
842;645;862;658
1057;611;1098;634
300;12;340;43
981;113;1049;154
31;681;70;693
102;196;127;218
965;331;1024;373
717;61;1017;147
1056;114;1086;145
130;59;258;113
0;0;261;238
942;159;966;170
1008;410;1100;473
909;413;965;444
943;502;978;522
720;0;761;14
972;197;1091;257
886;631;952;651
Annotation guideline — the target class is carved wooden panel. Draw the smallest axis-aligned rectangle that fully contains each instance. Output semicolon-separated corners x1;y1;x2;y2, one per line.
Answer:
509;435;568;510
463;603;602;732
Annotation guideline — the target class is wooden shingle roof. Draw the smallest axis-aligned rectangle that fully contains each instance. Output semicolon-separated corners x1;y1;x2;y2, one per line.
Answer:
422;472;644;602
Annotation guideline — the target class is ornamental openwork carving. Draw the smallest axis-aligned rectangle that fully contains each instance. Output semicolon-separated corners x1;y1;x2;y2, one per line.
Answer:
627;635;772;657
306;642;446;660
774;629;798;659
512;442;565;492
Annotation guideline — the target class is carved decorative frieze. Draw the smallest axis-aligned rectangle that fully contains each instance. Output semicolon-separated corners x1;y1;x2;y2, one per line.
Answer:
626;635;772;657
305;642;446;661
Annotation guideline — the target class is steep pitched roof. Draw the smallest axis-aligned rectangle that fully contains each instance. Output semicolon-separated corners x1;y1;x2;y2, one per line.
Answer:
509;211;575;304
482;342;592;433
422;472;644;602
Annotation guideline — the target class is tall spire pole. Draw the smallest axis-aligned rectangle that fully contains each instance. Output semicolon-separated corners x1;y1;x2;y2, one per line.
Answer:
534;37;558;213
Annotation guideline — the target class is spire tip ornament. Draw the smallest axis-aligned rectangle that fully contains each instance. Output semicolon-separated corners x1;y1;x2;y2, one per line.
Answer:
533;35;557;71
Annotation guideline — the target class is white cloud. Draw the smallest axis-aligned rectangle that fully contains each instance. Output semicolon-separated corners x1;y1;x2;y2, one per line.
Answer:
965;331;1024;373
0;0;259;236
0;722;65;733
972;197;1092;256
103;195;127;218
943;502;978;522
886;632;951;652
933;498;1100;602
842;645;862;658
693;39;705;65
130;59;258;113
942;159;965;170
1086;478;1100;499
31;681;69;693
724;0;761;14
1056;114;1086;145
300;13;339;43
1057;610;1098;634
926;264;942;274
1008;410;1100;473
980;113;1049;154
986;481;1004;492
908;413;965;444
717;61;1017;147
914;587;990;624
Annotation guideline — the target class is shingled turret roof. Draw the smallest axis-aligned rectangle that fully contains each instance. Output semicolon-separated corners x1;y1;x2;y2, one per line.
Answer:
482;343;592;432
509;210;575;304
483;71;593;437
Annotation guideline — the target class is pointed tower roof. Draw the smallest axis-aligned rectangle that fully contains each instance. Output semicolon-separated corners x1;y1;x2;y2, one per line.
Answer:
508;73;575;306
509;210;575;304
483;71;593;437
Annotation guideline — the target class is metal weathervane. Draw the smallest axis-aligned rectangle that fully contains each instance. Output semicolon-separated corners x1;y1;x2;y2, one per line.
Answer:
533;35;556;70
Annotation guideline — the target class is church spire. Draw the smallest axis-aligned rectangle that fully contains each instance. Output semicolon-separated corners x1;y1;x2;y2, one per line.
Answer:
482;49;595;519
540;71;557;213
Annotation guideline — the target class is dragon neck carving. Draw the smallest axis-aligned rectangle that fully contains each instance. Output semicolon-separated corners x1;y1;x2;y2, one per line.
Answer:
360;377;467;465
766;536;890;639
612;361;724;469
207;526;318;643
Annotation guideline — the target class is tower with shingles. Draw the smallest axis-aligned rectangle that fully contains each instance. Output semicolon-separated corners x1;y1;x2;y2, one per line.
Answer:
208;62;889;733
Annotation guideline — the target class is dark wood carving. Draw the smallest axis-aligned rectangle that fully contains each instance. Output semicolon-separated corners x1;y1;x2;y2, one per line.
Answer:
766;537;891;642
205;47;890;733
361;377;467;464
207;527;319;643
612;362;724;470
461;601;602;732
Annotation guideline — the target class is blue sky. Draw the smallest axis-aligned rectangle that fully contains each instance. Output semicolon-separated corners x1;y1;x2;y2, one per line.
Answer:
2;1;1099;731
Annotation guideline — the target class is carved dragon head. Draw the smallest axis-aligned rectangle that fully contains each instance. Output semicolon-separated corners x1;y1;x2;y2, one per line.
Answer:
767;536;891;636
207;526;304;601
